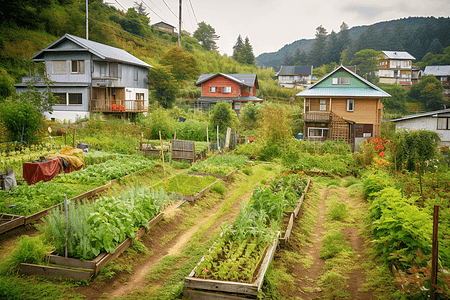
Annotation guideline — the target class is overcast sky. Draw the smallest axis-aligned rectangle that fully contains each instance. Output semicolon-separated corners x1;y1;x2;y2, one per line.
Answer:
111;0;450;57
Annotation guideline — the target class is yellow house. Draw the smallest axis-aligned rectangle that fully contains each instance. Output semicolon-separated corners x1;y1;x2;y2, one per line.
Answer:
296;66;391;150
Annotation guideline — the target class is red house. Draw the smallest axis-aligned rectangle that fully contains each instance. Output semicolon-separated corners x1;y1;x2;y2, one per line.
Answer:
195;73;263;115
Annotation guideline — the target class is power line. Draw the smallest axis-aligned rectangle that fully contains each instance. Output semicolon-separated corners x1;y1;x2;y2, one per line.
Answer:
114;0;127;11
161;0;178;19
140;0;170;24
188;0;198;25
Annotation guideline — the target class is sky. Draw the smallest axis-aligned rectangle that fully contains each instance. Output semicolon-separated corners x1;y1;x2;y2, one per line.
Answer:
110;0;450;57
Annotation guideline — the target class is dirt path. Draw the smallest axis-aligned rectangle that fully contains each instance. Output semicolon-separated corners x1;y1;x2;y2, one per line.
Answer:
278;181;375;299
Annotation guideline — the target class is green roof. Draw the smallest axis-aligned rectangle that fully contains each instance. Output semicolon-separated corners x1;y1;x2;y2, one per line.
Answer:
297;66;391;98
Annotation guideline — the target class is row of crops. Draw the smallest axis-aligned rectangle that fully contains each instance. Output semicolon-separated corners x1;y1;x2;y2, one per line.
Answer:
193;173;308;283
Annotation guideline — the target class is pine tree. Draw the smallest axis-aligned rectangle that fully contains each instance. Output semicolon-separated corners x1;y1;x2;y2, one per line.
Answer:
338;22;351;55
309;25;328;67
232;35;244;61
243;37;255;65
326;30;340;64
193;22;219;51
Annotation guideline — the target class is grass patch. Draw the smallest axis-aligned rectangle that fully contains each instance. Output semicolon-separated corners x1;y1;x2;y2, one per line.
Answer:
152;174;216;195
320;230;352;259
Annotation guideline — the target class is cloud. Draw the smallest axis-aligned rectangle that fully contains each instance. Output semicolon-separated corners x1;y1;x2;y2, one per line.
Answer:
343;5;387;19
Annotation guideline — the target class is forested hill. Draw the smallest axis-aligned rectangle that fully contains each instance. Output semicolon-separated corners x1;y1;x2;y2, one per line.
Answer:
256;17;450;69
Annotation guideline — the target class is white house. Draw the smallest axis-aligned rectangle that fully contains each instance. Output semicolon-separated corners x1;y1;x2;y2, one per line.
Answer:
377;51;415;86
389;109;450;146
14;34;152;122
276;65;313;89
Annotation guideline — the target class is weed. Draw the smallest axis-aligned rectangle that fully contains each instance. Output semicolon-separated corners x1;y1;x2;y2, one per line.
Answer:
318;271;350;299
320;230;352;259
210;180;226;196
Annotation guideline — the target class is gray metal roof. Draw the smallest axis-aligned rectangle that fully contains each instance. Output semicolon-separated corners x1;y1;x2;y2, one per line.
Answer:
423;65;450;76
296;65;391;98
31;34;152;68
276;65;313;76
196;73;258;87
389;109;450;122
382;51;415;60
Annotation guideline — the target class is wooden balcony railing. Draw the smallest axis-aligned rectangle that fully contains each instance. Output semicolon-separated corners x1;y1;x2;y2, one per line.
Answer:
304;112;332;123
90;99;147;113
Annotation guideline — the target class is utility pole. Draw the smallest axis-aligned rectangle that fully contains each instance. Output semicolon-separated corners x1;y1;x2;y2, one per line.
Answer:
86;0;89;39
178;0;182;47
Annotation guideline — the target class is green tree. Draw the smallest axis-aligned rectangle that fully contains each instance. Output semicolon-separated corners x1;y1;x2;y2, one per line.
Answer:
338;22;351;55
309;25;328;67
160;46;200;82
193;22;219;51
243;37;256;65
388;21;407;50
408;75;445;111
326;30;340;64
0;68;15;101
209;102;238;135
147;66;178;109
378;83;408;114
350;49;381;84
396;129;440;171
0;99;43;145
232;35;244;62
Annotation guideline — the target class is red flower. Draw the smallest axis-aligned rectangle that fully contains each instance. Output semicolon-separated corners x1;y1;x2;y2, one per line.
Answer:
231;268;236;271
379;151;385;158
416;162;420;165
283;172;287;176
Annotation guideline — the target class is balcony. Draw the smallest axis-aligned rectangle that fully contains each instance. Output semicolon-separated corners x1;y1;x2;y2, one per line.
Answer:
304;112;332;123
90;99;147;113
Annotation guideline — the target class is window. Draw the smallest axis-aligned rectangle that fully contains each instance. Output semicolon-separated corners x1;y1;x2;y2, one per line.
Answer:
68;93;82;105
136;93;144;100
71;60;85;74
308;128;329;138
332;77;350;85
54;93;66;105
347;99;354;112
209;87;217;92
223;86;231;93
437;118;450;130
109;63;121;78
53;61;67;74
319;99;327;111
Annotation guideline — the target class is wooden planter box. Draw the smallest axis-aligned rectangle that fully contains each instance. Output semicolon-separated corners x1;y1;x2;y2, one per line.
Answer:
183;233;280;299
0;167;152;234
182;179;219;201
278;178;310;247
188;168;238;181
0;214;25;235
19;213;164;281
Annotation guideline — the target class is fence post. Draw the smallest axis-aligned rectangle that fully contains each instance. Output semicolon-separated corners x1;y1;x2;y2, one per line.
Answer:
159;131;166;179
430;204;440;300
217;125;219;153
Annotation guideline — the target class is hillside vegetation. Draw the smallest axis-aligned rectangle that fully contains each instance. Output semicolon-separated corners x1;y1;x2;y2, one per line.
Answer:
0;0;296;104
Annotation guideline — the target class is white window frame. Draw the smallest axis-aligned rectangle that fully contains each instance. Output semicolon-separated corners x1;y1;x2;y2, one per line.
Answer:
308;128;329;138
332;77;350;85
209;86;217;92
223;86;232;93
347;99;354;112
53;92;83;106
319;99;327;111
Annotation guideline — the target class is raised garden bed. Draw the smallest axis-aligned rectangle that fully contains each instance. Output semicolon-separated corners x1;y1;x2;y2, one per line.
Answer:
188;168;238;181
19;213;164;280
183;233;280;299
189;155;247;178
0;166;153;235
152;174;218;202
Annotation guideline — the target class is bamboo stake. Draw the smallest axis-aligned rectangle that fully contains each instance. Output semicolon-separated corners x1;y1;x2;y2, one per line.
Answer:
206;124;210;152
159;131;166;179
72;128;76;148
216;125;219;153
430;205;440;300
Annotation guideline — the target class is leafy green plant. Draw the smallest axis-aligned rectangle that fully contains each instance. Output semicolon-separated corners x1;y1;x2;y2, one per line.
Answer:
190;154;247;175
152;174;216;196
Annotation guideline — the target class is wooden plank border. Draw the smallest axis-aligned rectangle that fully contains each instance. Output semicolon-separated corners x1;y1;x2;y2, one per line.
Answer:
183;233;280;297
19;263;93;281
0;214;25;235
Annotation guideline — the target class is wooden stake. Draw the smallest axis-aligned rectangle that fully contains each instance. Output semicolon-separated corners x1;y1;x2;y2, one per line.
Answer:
430;205;440;300
72;128;76;148
206;124;210;152
216;125;219;153
159;131;166;179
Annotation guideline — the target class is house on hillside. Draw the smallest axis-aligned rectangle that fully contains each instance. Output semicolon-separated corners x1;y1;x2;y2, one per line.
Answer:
296;65;391;151
14;34;152;122
389;109;450;146
276;65;313;88
423;65;450;98
377;51;415;86
153;22;176;34
195;73;263;116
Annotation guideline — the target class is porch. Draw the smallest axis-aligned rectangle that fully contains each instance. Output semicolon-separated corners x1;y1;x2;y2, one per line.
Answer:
90;87;147;113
